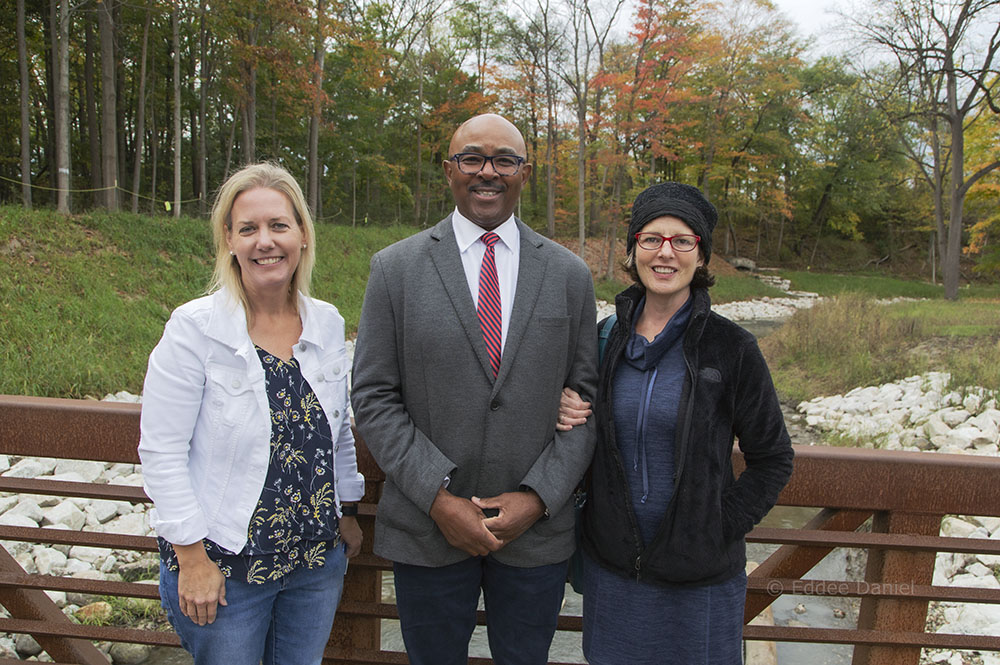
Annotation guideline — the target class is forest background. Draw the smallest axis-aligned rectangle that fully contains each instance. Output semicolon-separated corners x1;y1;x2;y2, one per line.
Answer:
3;0;1000;301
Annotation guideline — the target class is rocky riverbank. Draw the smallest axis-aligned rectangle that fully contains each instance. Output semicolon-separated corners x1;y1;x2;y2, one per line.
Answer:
0;455;160;663
797;373;1000;665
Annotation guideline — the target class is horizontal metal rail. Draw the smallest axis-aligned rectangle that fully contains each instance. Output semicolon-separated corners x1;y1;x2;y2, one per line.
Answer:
2;394;1000;664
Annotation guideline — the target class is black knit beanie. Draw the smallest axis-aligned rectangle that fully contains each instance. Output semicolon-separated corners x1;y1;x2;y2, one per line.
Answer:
627;182;718;264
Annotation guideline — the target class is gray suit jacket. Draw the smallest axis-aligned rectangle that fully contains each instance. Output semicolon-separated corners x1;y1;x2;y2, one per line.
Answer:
351;216;598;567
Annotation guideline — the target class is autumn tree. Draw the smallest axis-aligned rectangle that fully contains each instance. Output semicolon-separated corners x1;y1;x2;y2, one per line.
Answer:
855;0;1000;299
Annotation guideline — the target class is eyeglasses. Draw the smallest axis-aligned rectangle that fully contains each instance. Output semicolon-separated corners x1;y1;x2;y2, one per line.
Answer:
450;153;526;176
634;232;701;252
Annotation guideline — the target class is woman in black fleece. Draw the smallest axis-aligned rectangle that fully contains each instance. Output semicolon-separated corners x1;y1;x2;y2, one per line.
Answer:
558;182;793;664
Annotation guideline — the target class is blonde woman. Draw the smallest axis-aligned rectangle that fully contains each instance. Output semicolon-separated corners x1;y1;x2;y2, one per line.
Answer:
139;163;363;665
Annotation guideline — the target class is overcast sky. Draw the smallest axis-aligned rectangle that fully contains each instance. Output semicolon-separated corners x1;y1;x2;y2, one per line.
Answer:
770;0;849;54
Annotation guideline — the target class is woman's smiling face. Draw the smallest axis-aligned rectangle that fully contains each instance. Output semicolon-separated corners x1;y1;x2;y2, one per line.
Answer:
226;187;304;301
635;215;703;308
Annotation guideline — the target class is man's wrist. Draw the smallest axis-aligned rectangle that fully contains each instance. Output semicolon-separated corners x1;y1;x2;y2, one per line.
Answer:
340;503;358;517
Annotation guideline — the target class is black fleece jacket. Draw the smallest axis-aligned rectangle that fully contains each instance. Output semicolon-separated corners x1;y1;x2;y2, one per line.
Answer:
581;285;794;586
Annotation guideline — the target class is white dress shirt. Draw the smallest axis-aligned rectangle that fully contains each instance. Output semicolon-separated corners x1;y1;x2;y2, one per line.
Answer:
452;209;520;352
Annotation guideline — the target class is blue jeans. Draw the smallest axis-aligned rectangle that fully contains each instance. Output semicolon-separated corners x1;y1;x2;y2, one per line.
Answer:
393;556;568;665
159;545;348;665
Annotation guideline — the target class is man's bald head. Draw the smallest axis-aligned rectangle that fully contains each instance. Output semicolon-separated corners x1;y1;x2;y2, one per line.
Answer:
443;114;532;231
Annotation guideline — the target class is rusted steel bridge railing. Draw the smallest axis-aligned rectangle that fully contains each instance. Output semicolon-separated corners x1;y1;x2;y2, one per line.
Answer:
1;394;999;665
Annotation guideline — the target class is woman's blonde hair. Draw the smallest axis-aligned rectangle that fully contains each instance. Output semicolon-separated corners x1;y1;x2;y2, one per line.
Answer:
208;162;316;312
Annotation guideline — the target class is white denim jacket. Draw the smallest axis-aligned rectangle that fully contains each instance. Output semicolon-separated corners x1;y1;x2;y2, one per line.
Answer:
138;289;364;553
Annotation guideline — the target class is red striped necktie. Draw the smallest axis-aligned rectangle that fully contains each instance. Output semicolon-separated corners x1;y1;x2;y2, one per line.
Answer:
477;232;502;377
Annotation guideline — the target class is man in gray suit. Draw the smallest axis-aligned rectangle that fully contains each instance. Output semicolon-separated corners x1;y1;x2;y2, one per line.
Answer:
351;113;598;665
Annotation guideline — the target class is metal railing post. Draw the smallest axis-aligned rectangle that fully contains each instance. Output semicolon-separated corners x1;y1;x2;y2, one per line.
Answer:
852;510;940;665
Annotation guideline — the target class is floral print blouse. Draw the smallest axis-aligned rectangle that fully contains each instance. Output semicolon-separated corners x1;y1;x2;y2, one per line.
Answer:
159;346;341;583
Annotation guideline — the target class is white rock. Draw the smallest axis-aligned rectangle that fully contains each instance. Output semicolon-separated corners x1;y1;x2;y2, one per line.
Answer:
109;472;144;487
964;393;983;414
45;589;68;607
3;457;57;477
937;602;1000;634
941;517;978;538
0;494;20;514
54;460;106;483
86;500;120;525
69;545;109;564
8;498;44;523
949;573;1000;589
33;547;68;575
47;471;87;484
105;512;149;537
940;408;972;427
979;408;1000;428
42;500;87;531
103;390;141;403
63;558;95;574
970;516;1000;535
1;539;31;556
0;512;39;527
0;455;9;473
14;550;37;573
925;414;952;439
966;562;994;577
976;553;1000;567
0;636;16;657
102;463;136;483
34;494;61;507
943;391;963;407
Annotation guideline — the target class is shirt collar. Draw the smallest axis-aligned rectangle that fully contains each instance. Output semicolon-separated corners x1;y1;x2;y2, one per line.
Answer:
452;208;519;254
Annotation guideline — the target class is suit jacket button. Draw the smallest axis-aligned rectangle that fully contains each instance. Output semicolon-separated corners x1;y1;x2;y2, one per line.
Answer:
490;400;500;411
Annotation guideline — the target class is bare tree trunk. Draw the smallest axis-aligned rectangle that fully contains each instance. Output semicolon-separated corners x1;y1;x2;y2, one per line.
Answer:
197;0;208;215
98;0;118;210
308;0;326;215
149;91;158;212
414;61;422;224
172;4;182;218
224;113;236;180
605;164;623;280
576;103;585;258
84;15;101;204
241;22;258;164
131;9;150;213
545;99;556;237
17;0;32;208
52;0;71;213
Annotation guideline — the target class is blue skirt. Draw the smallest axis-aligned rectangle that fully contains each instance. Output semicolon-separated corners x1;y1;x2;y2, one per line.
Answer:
582;552;746;665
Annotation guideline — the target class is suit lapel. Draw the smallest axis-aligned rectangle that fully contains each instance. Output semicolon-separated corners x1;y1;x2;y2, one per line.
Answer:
428;216;497;381
492;220;547;394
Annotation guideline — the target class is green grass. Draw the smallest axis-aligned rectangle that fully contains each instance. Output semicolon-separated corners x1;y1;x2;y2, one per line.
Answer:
593;272;785;305
760;293;1000;404
782;270;1000;299
712;273;787;303
0;205;415;398
7;205;997;401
